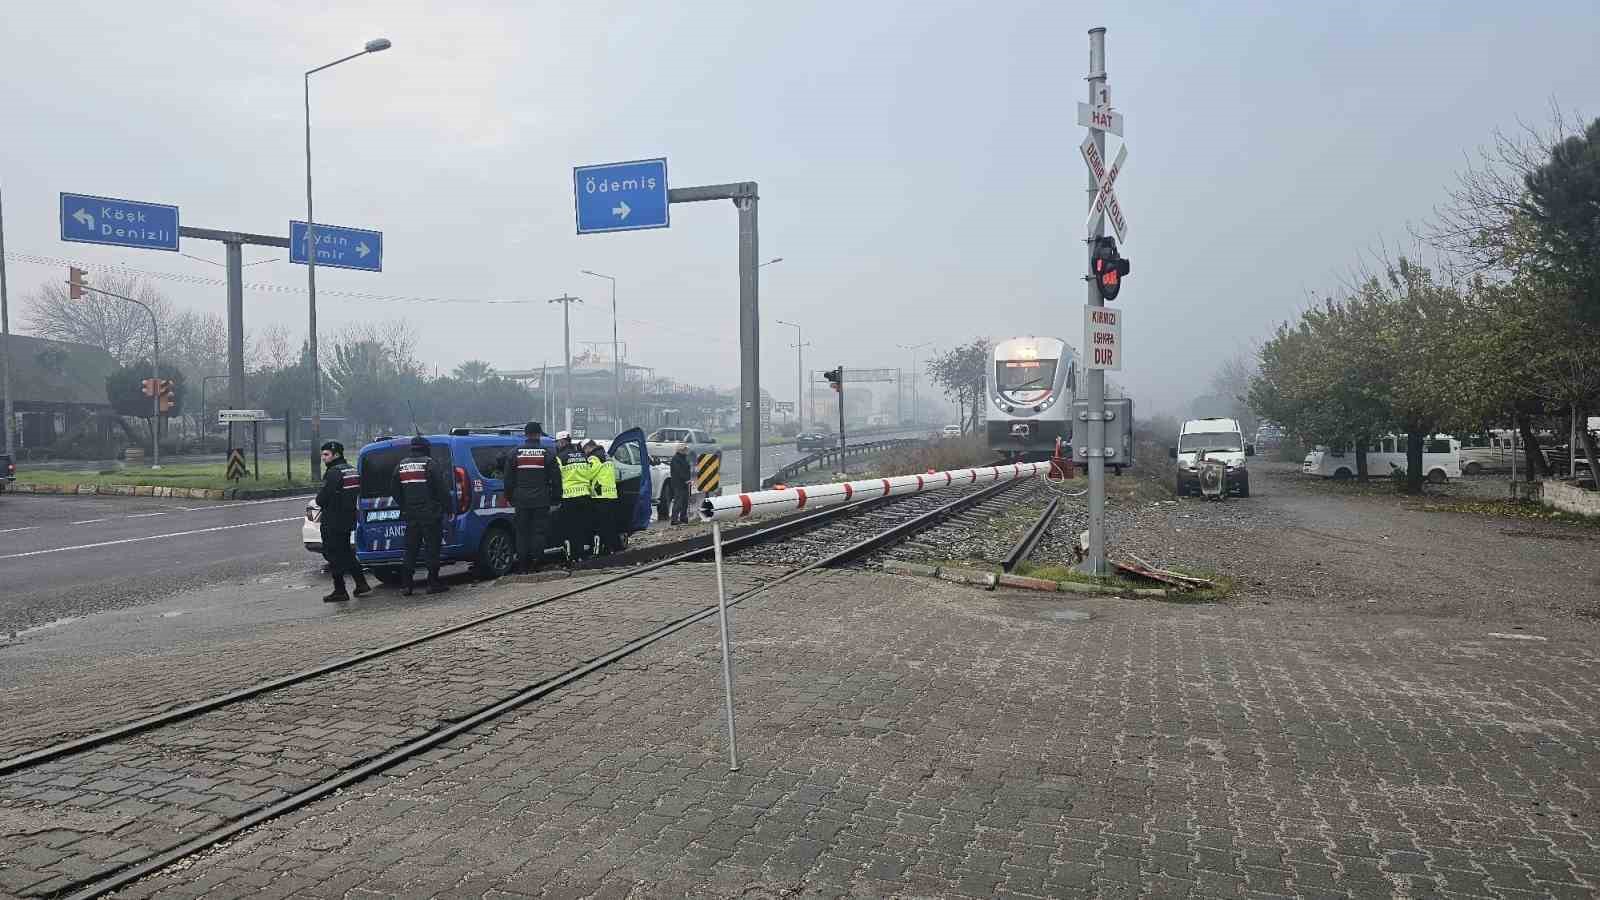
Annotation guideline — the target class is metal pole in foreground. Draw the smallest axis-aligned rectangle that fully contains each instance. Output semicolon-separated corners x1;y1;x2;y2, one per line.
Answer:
737;196;761;492
711;520;739;771
0;183;13;457
1079;26;1110;576
304;71;322;484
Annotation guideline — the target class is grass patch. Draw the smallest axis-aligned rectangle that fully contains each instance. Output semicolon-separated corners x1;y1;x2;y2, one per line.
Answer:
1157;567;1235;603
17;461;314;492
1417;498;1600;528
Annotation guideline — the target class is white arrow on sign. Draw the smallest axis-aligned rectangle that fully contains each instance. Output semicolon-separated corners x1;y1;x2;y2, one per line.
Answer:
356;242;371;259
613;200;631;220
73;208;95;230
1080;137;1129;243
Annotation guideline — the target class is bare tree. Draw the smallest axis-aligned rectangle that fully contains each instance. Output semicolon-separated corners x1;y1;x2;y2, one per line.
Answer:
251;323;298;371
22;271;171;365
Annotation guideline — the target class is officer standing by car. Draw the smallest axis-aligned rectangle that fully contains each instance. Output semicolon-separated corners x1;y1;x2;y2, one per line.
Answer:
503;421;560;574
555;430;593;563
669;442;693;525
389;435;451;595
316;440;371;602
586;439;621;555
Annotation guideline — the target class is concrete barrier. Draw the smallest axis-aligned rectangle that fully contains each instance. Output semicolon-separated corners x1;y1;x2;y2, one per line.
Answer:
1542;480;1600;517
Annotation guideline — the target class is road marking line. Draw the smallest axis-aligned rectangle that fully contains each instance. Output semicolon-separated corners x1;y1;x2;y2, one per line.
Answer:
125;512;168;518
70;518;109;525
0;526;38;534
0;517;301;561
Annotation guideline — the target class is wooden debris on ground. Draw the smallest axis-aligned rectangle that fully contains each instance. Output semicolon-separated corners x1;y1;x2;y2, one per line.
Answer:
1111;552;1217;592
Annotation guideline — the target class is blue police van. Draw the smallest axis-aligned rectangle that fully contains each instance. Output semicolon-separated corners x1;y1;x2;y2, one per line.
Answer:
352;427;653;582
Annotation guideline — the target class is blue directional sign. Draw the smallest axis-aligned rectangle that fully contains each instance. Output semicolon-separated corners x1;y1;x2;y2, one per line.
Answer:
59;193;180;251
573;158;669;234
289;221;383;272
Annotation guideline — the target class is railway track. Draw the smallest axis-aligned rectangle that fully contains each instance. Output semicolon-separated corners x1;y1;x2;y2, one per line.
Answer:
0;474;1033;900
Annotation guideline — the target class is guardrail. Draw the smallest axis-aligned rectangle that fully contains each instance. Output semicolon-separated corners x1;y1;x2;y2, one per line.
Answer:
761;439;922;489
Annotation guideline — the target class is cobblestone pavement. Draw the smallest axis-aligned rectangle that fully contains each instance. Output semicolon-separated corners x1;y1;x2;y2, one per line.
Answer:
92;563;1600;899
0;565;768;897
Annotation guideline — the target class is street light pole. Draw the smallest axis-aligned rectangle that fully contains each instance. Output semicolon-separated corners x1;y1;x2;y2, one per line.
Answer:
898;341;931;426
548;295;581;433
304;36;391;482
0;183;13;457
776;319;808;433
581;270;620;433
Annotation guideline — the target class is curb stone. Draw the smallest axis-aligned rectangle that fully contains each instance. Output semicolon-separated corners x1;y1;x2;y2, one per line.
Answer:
1057;580;1122;595
9;483;303;501
938;567;997;590
997;573;1059;592
883;561;940;578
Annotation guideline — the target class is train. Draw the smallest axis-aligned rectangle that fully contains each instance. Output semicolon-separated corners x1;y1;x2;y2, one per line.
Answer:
986;336;1078;461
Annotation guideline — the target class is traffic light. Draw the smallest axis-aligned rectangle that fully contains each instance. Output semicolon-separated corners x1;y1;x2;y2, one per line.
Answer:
157;380;177;415
141;377;161;398
68;266;89;300
823;367;843;393
1091;237;1130;301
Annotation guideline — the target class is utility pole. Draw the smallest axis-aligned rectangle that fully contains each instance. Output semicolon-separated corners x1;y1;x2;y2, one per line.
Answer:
1080;26;1110;576
776;319;807;433
581;271;621;432
0;184;13;457
898;342;931;426
548;295;581;433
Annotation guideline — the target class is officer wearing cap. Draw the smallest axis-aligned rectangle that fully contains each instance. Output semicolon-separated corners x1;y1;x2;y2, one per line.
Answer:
503;422;560;574
316;440;370;602
389;435;451;595
555;430;593;563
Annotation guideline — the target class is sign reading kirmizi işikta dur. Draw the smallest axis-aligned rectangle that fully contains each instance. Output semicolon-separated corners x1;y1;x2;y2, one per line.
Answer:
1084;306;1121;371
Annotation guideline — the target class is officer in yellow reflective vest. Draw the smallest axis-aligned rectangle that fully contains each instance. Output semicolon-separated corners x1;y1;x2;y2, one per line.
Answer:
555;431;594;563
586;439;621;555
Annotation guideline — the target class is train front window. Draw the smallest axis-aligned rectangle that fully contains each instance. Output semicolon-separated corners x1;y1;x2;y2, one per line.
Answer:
997;359;1056;392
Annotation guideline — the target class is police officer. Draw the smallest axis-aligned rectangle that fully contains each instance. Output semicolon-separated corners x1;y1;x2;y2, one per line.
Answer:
668;442;693;525
555;430;593;563
587;440;621;555
316;440;371;602
503;421;560;574
389;435;451;595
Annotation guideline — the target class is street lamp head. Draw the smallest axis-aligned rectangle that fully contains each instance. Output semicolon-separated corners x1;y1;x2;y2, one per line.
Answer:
365;38;393;53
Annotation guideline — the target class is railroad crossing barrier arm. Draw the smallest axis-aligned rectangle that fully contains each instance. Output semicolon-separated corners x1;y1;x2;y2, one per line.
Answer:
706;462;1049;523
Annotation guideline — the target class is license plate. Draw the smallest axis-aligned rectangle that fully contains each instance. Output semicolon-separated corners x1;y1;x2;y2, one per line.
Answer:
367;509;400;521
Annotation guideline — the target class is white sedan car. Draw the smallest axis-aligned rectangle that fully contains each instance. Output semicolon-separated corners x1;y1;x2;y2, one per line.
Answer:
303;499;322;552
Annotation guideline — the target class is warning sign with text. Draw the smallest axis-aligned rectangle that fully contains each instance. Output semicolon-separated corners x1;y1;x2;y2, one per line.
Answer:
1084;306;1122;372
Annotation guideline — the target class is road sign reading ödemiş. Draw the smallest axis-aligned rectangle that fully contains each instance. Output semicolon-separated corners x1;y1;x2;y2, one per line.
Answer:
573;158;669;234
1084;306;1122;372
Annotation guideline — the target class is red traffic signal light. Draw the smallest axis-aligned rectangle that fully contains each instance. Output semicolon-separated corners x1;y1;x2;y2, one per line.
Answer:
68;266;89;300
1091;237;1130;302
157;380;177;414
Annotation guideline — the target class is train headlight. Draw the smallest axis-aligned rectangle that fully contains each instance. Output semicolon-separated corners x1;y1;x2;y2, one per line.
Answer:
1000;402;1014;413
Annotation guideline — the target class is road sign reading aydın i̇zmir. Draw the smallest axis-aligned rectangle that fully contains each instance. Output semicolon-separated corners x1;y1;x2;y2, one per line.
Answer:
573;158;669;234
59;193;180;251
289;221;383;272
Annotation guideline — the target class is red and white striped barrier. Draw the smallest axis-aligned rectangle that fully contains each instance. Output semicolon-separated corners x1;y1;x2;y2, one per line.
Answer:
699;462;1050;523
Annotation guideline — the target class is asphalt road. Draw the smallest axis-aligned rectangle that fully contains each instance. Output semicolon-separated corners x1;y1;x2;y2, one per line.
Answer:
0;492;313;633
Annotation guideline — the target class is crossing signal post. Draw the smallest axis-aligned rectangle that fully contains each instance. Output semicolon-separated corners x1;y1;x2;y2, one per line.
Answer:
68;266;88;300
823;367;845;448
1091;236;1130;301
157;379;176;415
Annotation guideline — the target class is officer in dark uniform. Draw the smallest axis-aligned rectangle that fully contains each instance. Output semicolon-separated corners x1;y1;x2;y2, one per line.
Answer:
503;421;561;574
389;435;451;595
316;440;371;602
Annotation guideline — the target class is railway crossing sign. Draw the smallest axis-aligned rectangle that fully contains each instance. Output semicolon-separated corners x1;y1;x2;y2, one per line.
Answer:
225;448;247;482
1081;138;1128;242
1076;101;1123;136
695;453;721;495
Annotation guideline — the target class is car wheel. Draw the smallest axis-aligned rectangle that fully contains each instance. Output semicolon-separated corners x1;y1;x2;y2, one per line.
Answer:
1175;475;1186;497
473;525;516;579
1427;469;1448;485
371;567;405;586
1333;469;1353;481
1463;462;1482;476
1237;474;1250;498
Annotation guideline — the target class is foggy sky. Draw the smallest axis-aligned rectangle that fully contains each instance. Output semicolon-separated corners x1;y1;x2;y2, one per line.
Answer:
2;1;1596;418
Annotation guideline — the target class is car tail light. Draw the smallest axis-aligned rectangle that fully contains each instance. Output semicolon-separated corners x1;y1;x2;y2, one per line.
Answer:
454;466;471;514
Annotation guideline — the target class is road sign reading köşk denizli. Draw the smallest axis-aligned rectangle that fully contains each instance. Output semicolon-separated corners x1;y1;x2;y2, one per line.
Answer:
59;193;180;251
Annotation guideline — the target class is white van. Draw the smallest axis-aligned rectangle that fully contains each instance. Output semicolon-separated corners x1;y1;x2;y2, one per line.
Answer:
1301;434;1461;483
1169;417;1253;497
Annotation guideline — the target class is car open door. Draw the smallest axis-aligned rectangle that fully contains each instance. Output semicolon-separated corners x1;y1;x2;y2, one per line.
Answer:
610;427;653;532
